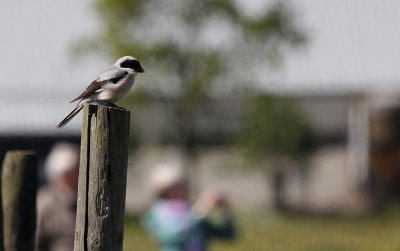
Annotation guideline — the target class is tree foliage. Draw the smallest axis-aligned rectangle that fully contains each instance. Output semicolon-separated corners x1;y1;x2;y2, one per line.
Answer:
81;0;305;98
78;0;307;149
240;95;314;159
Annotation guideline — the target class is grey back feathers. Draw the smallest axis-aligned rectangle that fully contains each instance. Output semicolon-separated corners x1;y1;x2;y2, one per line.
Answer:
97;65;128;82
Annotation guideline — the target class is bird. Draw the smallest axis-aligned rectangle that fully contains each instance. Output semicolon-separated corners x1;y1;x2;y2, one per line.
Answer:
57;56;145;128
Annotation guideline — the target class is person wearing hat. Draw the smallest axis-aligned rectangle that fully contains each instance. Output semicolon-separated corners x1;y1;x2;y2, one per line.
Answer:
143;162;236;251
36;142;80;251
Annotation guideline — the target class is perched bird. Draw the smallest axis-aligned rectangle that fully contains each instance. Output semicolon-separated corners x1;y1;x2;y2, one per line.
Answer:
57;56;144;128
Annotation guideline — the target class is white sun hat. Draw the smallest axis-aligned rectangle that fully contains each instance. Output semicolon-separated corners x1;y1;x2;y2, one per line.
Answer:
45;142;80;181
149;161;186;196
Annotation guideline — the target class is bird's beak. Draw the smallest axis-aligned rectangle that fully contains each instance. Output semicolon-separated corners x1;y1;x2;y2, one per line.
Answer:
138;67;145;73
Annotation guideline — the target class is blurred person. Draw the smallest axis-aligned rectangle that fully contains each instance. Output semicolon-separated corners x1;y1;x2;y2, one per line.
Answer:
35;143;80;251
143;163;235;251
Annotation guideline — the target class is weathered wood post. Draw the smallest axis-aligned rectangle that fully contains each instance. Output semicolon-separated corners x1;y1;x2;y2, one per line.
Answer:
2;151;38;251
74;104;130;250
0;164;3;251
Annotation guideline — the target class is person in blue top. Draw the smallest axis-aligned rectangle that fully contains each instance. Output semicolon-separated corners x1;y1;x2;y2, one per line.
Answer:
143;163;235;251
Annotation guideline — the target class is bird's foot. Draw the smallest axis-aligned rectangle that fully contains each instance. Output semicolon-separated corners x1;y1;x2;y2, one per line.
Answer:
104;101;119;108
93;100;126;110
94;100;116;107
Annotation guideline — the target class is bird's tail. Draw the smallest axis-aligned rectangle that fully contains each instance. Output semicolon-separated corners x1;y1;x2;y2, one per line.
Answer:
56;105;84;128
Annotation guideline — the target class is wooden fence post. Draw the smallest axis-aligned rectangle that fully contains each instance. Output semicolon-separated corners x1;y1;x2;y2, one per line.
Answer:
74;104;130;251
2;151;37;251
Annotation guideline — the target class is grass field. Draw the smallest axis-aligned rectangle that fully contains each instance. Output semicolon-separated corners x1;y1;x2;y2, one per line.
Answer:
123;205;400;251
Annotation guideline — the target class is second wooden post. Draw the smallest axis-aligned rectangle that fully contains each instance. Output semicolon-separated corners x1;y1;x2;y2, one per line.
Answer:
2;151;37;251
74;104;130;251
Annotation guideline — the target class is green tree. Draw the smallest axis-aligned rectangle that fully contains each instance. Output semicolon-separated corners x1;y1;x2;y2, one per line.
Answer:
240;95;314;208
241;95;314;157
76;0;306;151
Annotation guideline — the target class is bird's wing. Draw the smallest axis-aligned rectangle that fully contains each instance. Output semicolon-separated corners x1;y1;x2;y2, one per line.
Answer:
70;81;104;103
70;66;128;102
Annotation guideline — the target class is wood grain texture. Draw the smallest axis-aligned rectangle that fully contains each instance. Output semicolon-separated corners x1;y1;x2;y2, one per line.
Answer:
2;151;37;251
74;104;130;251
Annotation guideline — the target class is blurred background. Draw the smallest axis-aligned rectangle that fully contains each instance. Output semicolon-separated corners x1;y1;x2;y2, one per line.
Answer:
2;0;400;250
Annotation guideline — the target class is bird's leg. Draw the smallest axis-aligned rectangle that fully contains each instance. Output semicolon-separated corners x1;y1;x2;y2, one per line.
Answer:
93;100;126;110
104;101;119;108
94;100;117;107
102;101;126;110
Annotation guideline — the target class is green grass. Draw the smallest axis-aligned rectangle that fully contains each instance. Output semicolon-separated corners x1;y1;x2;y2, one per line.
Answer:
124;205;400;251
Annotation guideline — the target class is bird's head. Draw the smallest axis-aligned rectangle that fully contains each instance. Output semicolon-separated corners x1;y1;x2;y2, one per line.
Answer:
115;56;145;74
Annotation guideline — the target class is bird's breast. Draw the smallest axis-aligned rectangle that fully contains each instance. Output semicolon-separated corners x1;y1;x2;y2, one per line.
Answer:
97;74;135;103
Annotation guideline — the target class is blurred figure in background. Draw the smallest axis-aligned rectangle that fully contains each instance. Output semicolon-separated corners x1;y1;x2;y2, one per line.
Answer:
36;143;80;251
143;163;235;251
